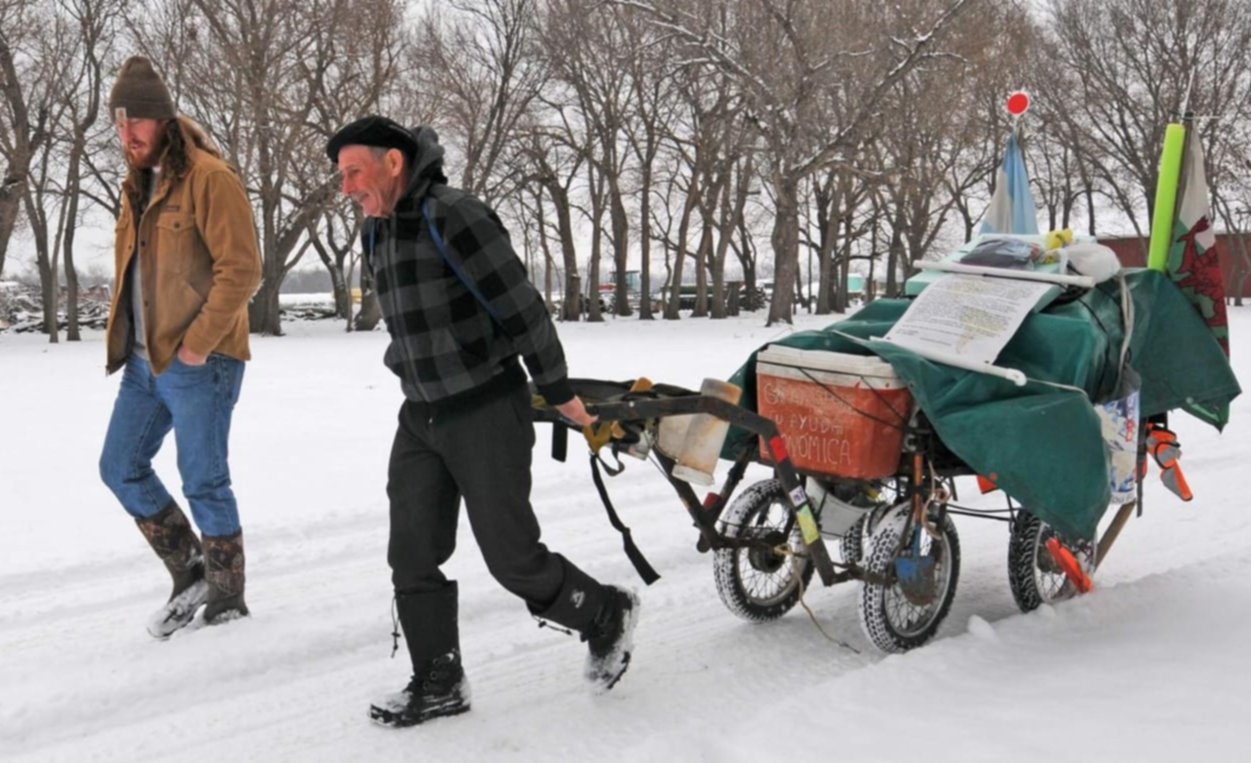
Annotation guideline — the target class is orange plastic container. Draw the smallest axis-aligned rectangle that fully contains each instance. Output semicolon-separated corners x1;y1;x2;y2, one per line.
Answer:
755;345;911;479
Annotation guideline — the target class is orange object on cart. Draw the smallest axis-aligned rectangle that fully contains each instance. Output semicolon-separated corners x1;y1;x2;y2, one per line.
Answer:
1146;424;1194;501
755;346;911;479
1045;537;1093;594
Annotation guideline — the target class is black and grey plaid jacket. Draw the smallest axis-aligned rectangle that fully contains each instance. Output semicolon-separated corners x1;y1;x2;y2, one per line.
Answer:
363;131;573;408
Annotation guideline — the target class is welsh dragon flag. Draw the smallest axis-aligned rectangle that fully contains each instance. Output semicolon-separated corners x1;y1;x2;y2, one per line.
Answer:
1168;133;1230;357
1166;131;1232;428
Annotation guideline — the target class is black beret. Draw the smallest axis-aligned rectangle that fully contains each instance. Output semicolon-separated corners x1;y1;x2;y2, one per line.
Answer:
326;115;417;164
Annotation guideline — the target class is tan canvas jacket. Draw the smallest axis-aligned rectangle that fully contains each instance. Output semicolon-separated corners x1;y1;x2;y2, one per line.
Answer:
106;133;261;376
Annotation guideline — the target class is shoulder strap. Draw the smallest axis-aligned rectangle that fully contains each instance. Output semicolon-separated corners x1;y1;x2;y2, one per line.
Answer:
422;196;504;324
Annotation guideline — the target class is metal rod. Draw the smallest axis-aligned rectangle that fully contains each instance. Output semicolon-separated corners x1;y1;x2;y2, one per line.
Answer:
879;333;1027;386
914;259;1096;288
942;508;1013;522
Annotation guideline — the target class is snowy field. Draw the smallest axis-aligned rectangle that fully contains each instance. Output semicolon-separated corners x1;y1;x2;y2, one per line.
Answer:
1;306;1248;762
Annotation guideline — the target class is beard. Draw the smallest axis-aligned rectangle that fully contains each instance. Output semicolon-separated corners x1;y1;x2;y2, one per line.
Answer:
125;134;166;170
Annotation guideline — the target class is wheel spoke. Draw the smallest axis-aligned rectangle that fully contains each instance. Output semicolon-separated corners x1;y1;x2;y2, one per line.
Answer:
1031;525;1093;603
733;499;805;606
714;479;815;623
860;513;961;652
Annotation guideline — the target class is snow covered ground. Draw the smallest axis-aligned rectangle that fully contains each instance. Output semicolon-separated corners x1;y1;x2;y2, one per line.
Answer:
1;307;1247;762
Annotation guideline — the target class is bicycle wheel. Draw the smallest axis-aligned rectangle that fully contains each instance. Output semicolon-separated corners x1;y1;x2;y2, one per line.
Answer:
1007;509;1094;612
713;479;814;622
859;513;960;653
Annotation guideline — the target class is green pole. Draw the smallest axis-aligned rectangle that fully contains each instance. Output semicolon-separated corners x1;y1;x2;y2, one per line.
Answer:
1147;123;1186;271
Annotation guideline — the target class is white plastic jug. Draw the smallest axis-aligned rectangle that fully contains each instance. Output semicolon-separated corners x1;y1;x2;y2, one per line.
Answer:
671;379;742;486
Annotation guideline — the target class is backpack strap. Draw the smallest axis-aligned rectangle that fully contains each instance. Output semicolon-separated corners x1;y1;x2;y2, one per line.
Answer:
422;196;505;325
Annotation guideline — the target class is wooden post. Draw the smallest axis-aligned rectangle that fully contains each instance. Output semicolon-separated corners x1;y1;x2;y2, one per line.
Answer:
1095;501;1137;569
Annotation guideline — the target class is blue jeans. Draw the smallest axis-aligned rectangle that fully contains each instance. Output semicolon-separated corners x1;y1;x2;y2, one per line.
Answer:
100;354;246;537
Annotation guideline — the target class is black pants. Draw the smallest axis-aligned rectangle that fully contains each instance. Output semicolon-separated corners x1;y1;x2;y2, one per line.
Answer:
387;383;606;666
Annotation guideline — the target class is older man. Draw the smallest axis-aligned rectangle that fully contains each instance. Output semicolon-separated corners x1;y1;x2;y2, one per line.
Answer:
99;57;261;638
327;115;639;727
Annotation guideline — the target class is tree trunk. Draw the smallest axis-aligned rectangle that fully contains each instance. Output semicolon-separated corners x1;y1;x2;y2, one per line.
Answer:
833;213;854;314
608;178;631;316
692;222;712;317
62;139;88;342
64;228;81;341
23;189;58;342
638;159;655;320
585;167;606;322
885;215;904;298
709;165;743;320
665;176;700;320
542;179;581;323
766;175;799;326
814;179;836;315
0;35;34;278
0;166;24;277
1235;232;1250;307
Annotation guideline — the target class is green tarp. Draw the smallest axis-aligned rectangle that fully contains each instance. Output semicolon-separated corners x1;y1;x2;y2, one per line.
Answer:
725;269;1240;541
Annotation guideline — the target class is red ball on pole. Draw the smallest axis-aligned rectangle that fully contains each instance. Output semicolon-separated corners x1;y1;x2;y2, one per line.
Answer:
1007;90;1031;117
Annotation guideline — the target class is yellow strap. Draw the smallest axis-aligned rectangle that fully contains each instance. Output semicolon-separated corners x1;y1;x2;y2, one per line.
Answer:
582;422;616;453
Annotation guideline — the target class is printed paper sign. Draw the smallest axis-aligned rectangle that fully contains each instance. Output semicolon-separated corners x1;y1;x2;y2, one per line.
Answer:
885;274;1051;367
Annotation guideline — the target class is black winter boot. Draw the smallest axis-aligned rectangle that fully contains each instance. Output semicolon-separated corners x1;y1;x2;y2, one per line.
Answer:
136;502;208;638
528;559;604;633
371;585;467;727
369;650;471;727
202;531;249;624
582;586;640;693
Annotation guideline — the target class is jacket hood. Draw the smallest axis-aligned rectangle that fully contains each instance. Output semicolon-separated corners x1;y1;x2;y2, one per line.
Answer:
402;125;448;201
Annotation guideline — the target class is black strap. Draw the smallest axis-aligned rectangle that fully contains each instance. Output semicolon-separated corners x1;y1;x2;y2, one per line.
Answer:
422;197;505;325
551;423;567;462
589;454;660;585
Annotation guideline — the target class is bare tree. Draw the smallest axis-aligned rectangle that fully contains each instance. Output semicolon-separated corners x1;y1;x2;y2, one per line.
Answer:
1046;0;1251;234
514;118;587;322
51;0;119;341
306;201;360;326
11;3;76;341
0;0;51;279
539;0;642;319
617;0;977;325
618;5;679;320
316;0;406;331
170;0;392;335
413;0;546;208
803;158;879;314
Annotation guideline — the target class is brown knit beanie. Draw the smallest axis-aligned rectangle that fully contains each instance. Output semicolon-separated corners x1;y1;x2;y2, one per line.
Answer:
109;57;176;121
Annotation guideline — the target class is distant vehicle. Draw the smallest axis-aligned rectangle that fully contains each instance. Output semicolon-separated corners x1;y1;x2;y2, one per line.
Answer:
677;284;699;311
587;270;659;313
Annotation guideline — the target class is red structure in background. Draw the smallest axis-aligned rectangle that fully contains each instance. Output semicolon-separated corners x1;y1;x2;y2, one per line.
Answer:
1098;233;1251;299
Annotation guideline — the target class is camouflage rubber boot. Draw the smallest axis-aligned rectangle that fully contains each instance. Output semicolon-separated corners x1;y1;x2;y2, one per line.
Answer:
135;502;209;639
202;531;249;624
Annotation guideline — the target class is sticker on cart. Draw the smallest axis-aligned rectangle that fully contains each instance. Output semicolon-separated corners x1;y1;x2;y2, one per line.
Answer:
796;508;822;545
